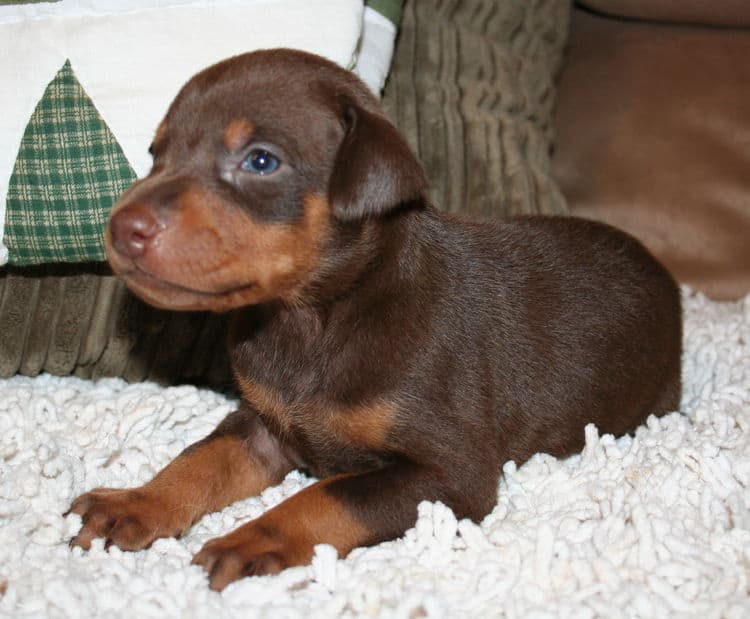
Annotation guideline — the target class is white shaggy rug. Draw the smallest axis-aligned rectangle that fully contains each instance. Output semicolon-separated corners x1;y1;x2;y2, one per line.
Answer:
1;289;748;618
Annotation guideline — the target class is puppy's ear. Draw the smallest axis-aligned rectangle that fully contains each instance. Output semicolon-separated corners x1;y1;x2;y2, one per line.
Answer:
328;103;427;221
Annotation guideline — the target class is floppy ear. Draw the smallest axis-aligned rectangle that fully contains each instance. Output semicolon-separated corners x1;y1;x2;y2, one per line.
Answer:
328;104;428;221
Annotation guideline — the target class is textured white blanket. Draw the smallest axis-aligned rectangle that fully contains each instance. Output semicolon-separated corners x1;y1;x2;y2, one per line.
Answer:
0;289;748;618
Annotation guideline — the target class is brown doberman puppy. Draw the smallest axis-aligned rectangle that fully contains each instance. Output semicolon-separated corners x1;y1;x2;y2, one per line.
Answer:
67;49;682;591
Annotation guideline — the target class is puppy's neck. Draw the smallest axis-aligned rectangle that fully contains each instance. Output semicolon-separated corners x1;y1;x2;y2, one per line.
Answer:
307;199;436;305
227;201;449;378
230;199;447;334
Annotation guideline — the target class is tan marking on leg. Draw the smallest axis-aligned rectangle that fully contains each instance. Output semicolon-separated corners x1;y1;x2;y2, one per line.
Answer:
236;376;396;450
192;474;371;589
146;435;277;518
235;376;293;436
67;435;280;551
328;399;396;449
264;474;371;561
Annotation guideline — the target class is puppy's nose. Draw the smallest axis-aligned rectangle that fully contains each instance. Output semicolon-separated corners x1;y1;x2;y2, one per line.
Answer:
108;205;162;259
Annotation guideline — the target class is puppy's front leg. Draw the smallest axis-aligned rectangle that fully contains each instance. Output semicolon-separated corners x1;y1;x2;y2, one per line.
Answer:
192;459;455;590
67;406;295;551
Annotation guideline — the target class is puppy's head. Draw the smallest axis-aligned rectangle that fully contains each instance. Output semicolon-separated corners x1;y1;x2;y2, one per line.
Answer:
106;49;427;312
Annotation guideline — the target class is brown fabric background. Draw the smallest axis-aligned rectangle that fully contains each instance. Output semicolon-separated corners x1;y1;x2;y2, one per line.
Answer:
553;8;750;301
579;0;750;27
0;0;570;384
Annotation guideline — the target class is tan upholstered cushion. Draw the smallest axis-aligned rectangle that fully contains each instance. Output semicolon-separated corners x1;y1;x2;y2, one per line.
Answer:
580;0;750;27
553;8;750;300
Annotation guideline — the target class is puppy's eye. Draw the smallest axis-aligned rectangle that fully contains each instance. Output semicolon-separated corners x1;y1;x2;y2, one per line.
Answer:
241;149;280;175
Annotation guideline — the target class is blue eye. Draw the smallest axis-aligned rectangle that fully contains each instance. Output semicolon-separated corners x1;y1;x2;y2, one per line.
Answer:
241;149;280;175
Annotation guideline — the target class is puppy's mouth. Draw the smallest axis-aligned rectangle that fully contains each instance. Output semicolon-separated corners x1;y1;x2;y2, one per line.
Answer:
117;264;258;311
105;231;255;304
124;266;256;297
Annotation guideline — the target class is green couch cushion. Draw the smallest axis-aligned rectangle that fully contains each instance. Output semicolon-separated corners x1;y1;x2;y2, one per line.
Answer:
366;0;403;24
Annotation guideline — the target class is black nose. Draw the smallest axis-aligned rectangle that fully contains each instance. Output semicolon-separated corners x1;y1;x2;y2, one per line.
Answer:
108;205;161;259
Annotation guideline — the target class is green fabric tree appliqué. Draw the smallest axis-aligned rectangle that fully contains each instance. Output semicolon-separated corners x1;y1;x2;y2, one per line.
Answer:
5;59;137;265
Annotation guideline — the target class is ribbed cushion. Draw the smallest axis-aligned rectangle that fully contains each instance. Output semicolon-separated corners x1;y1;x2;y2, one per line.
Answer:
382;0;570;218
0;268;232;388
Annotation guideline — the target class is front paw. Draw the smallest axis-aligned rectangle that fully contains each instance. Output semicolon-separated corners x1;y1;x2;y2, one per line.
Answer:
66;487;188;551
192;522;302;590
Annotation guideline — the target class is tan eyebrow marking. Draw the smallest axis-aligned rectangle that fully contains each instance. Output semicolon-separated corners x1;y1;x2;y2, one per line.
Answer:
223;119;256;151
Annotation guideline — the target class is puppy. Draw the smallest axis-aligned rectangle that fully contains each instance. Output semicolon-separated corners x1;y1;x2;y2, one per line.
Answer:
67;49;682;591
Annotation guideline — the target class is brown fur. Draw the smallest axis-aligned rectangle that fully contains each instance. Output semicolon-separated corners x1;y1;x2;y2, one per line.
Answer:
68;49;683;590
152;120;168;152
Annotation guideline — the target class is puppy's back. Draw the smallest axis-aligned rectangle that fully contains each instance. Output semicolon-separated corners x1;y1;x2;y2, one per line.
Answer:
455;214;682;461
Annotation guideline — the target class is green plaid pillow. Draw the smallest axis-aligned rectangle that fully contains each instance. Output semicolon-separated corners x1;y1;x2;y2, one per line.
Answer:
5;60;136;264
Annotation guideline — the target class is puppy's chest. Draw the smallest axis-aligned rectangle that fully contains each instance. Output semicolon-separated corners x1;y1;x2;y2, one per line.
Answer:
236;374;396;473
